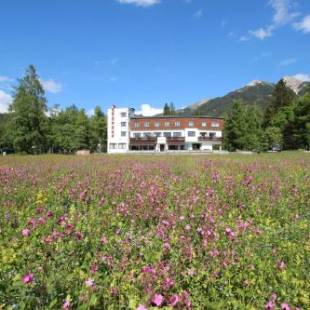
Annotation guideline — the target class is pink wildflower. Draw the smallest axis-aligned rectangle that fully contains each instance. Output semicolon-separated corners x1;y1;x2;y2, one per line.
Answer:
152;294;164;307
38;217;46;225
75;231;83;240
265;301;275;310
79;190;87;200
136;305;147;310
141;266;156;275
90;263;98;274
162;277;174;290
209;249;220;257
100;235;108;245
277;260;286;271
22;273;34;284
181;290;192;307
281;303;291;310
85;278;95;287
63;300;71;310
225;227;236;240
168;294;179;307
22;228;30;237
47;210;54;217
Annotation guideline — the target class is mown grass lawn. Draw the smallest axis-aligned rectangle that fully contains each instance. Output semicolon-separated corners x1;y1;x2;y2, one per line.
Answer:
0;152;309;309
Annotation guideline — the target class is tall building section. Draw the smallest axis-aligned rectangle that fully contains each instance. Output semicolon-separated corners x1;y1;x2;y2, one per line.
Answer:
107;106;224;153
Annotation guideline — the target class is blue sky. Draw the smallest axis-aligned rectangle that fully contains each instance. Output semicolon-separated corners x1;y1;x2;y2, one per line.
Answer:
0;0;310;115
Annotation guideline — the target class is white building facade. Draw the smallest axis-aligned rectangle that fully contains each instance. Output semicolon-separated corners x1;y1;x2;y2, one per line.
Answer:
107;106;224;153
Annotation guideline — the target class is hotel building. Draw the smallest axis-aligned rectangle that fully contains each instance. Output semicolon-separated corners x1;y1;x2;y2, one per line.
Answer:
107;106;224;153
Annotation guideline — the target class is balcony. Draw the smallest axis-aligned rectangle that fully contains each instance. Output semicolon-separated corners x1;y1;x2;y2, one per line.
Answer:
130;137;157;146
166;137;185;144
198;136;222;142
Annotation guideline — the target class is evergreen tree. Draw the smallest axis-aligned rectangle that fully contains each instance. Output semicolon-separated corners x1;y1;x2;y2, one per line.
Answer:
89;106;107;152
8;65;48;153
265;127;283;150
0;113;13;150
270;104;296;149
264;79;295;127
163;103;170;115
224;102;264;151
223;101;247;151
243;106;264;151
75;109;89;150
50;105;80;152
291;94;310;150
169;102;176;115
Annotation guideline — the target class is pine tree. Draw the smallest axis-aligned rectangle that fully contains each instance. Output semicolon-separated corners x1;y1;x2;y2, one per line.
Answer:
243;106;264;151
265;127;283;149
169;102;176;115
163;103;170;115
264;79;295;127
223;101;247;151
89;106;107;152
291;94;310;150
9;65;48;153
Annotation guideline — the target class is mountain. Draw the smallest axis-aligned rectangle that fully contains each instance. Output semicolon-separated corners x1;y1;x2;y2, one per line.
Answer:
298;81;310;96
177;80;274;117
177;76;310;117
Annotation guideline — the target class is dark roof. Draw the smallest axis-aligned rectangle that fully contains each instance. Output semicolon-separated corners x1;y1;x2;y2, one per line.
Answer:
131;115;224;120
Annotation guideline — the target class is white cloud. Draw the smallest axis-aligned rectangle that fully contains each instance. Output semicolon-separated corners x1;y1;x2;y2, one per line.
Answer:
279;58;297;66
116;0;160;7
0;76;14;82
269;0;300;25
293;73;310;82
242;0;300;41
294;15;310;33
40;79;62;93
136;104;163;116
0;90;12;113
249;27;273;40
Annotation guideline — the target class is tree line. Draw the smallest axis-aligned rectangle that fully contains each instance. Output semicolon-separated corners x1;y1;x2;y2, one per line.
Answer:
1;65;309;154
0;65;107;154
223;79;310;151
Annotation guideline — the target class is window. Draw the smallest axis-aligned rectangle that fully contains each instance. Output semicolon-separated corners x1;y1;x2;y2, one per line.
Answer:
202;122;207;127
209;132;216;138
121;131;127;137
133;133;141;138
188;121;194;127
118;143;126;149
155;122;160;127
109;143;117;149
164;122;170;127
135;122;140;128
163;132;172;137
121;122;126;127
144;132;152;137
175;121;180;127
173;132;182;137
188;131;196;137
121;112;127;117
211;122;220;128
154;132;161;137
144;122;150;128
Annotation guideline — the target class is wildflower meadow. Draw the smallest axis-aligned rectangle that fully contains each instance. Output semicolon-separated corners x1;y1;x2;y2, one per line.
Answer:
0;153;309;309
